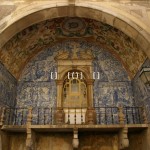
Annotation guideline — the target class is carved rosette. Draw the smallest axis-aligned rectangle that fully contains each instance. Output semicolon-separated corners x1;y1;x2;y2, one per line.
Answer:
85;107;96;125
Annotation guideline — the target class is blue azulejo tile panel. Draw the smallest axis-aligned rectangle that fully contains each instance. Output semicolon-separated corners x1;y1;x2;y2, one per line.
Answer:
17;82;56;108
0;62;17;107
17;40;133;108
94;82;133;107
132;59;150;121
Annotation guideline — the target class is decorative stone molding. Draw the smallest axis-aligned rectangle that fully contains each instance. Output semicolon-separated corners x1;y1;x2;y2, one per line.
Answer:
85;107;96;125
55;80;63;85
55;43;94;109
119;127;129;150
55;107;65;125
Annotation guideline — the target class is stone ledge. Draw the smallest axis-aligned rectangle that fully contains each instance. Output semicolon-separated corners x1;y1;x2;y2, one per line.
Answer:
1;124;148;133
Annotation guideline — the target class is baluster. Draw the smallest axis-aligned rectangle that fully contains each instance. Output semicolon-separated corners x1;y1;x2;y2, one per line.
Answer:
0;107;6;126
68;108;70;124
37;108;40;125
44;108;46;125
142;107;148;124
105;108;107;124
126;108;129;124
135;108;138;124
111;108;114;124
81;108;83;124
27;107;32;125
75;108;76;125
14;108;17;125
132;107;135;124
51;108;53;124
137;107;141;124
118;106;125;124
99;107;101;124
21;109;24;125
8;108;11;125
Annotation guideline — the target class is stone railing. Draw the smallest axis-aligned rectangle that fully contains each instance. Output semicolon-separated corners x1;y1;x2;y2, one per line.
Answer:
0;106;148;126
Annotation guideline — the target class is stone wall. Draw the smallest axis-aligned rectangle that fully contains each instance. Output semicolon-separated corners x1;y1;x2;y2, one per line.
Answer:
126;126;150;150
17;40;133;109
35;132;118;150
9;133;26;150
35;132;72;150
78;132;118;150
0;62;17;107
0;132;26;150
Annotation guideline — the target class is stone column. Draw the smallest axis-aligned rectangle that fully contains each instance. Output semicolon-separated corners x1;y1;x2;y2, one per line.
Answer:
85;79;96;124
56;80;63;107
26;107;33;150
55;80;65;125
86;79;94;107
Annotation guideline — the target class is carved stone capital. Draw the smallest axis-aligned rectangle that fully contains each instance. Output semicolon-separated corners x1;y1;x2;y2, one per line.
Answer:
55;107;65;125
85;107;96;125
56;80;63;85
86;79;94;85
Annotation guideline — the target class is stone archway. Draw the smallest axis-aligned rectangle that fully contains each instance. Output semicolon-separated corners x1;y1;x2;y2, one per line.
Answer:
0;3;150;59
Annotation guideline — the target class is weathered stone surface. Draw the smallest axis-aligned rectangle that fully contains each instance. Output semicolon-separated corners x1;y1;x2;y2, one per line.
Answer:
8;133;26;150
35;132;73;150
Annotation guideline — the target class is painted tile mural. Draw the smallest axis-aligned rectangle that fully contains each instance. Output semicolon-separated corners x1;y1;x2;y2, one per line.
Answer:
17;40;133;109
133;59;150;121
0;17;146;79
0;62;17;107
